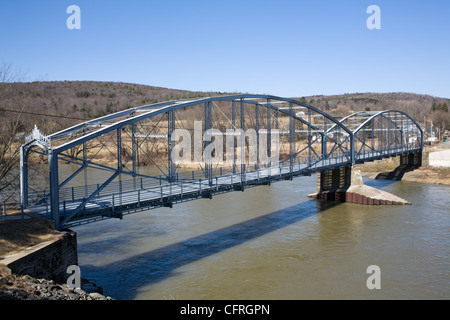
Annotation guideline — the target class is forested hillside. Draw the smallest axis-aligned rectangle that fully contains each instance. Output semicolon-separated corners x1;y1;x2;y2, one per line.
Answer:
1;81;448;136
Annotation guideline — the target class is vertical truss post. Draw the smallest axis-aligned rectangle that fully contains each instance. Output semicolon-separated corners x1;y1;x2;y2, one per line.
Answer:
371;119;375;153
420;116;424;150
384;113;388;154
117;128;122;172
275;108;279;130
396;114;400;151
289;102;295;175
393;112;398;151
168;109;176;182
406;116;410;150
308;109;312;165
384;116;388;152
48;149;60;230
117;127;123;197
204;102;212;185
83;126;88;197
362;125;366;159
322;117;328;160
377;118;381;152
240;99;245;186
19;145;28;207
132;122;137;175
232;100;236;174
400;114;404;151
392;112;397;151
267;98;271;168
255;103;260;170
131;123;137;190
350;133;355;165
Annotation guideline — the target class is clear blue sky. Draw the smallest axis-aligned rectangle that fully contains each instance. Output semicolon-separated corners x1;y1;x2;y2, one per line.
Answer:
1;0;449;98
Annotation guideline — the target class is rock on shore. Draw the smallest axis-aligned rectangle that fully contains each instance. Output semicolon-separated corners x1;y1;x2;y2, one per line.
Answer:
0;265;113;300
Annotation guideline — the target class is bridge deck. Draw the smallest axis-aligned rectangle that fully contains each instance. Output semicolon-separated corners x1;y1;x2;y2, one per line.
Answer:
27;147;419;228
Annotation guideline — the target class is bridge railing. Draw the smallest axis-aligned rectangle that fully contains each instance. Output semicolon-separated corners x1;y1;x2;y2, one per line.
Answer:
0;200;27;222
27;152;332;206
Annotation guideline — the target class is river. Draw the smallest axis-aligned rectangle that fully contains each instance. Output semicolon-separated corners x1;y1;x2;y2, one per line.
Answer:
72;173;449;300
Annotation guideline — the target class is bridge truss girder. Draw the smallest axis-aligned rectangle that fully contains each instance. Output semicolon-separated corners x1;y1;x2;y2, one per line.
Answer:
19;95;422;230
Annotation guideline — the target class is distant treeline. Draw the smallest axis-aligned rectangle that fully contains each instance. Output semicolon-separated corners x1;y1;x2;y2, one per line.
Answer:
0;81;448;136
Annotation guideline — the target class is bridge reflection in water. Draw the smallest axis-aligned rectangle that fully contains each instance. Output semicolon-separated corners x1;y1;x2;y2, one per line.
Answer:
19;95;423;230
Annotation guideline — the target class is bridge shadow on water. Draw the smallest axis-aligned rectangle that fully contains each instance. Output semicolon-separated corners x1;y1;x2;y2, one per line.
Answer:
80;198;343;300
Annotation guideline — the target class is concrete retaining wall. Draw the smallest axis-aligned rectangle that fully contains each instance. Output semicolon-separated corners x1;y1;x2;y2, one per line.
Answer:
429;149;450;168
0;231;78;283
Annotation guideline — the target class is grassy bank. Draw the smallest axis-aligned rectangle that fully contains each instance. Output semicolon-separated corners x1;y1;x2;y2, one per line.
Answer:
0;219;61;258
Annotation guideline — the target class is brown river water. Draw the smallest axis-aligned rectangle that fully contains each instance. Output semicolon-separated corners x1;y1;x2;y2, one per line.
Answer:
72;172;449;300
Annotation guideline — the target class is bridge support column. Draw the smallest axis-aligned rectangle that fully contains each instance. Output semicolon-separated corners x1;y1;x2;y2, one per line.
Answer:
400;151;422;167
20;145;29;208
48;149;61;230
314;167;352;202
309;166;411;205
376;151;422;181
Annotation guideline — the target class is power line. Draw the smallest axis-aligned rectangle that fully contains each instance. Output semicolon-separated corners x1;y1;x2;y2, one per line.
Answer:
0;108;90;121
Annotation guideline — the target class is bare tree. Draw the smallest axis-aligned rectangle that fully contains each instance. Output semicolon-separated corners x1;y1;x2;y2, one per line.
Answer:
430;110;450;141
0;63;28;201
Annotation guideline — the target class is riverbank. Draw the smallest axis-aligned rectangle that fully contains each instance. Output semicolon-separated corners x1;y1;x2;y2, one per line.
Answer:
357;157;450;186
1;257;113;300
0;264;113;300
0;218;113;300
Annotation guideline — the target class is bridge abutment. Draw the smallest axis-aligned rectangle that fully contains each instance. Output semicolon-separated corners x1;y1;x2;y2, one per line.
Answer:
376;151;422;181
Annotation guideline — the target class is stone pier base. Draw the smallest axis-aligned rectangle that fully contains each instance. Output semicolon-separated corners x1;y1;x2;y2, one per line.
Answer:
308;167;411;205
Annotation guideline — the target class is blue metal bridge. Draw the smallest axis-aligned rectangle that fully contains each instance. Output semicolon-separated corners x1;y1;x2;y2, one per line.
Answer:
19;95;423;230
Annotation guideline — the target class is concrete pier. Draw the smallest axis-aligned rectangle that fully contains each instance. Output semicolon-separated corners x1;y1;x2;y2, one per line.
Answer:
308;166;411;205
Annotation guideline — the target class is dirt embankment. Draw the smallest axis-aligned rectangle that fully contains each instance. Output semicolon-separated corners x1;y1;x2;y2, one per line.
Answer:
0;219;60;258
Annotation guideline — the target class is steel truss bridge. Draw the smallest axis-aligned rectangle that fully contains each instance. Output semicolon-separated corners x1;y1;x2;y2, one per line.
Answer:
19;95;423;230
